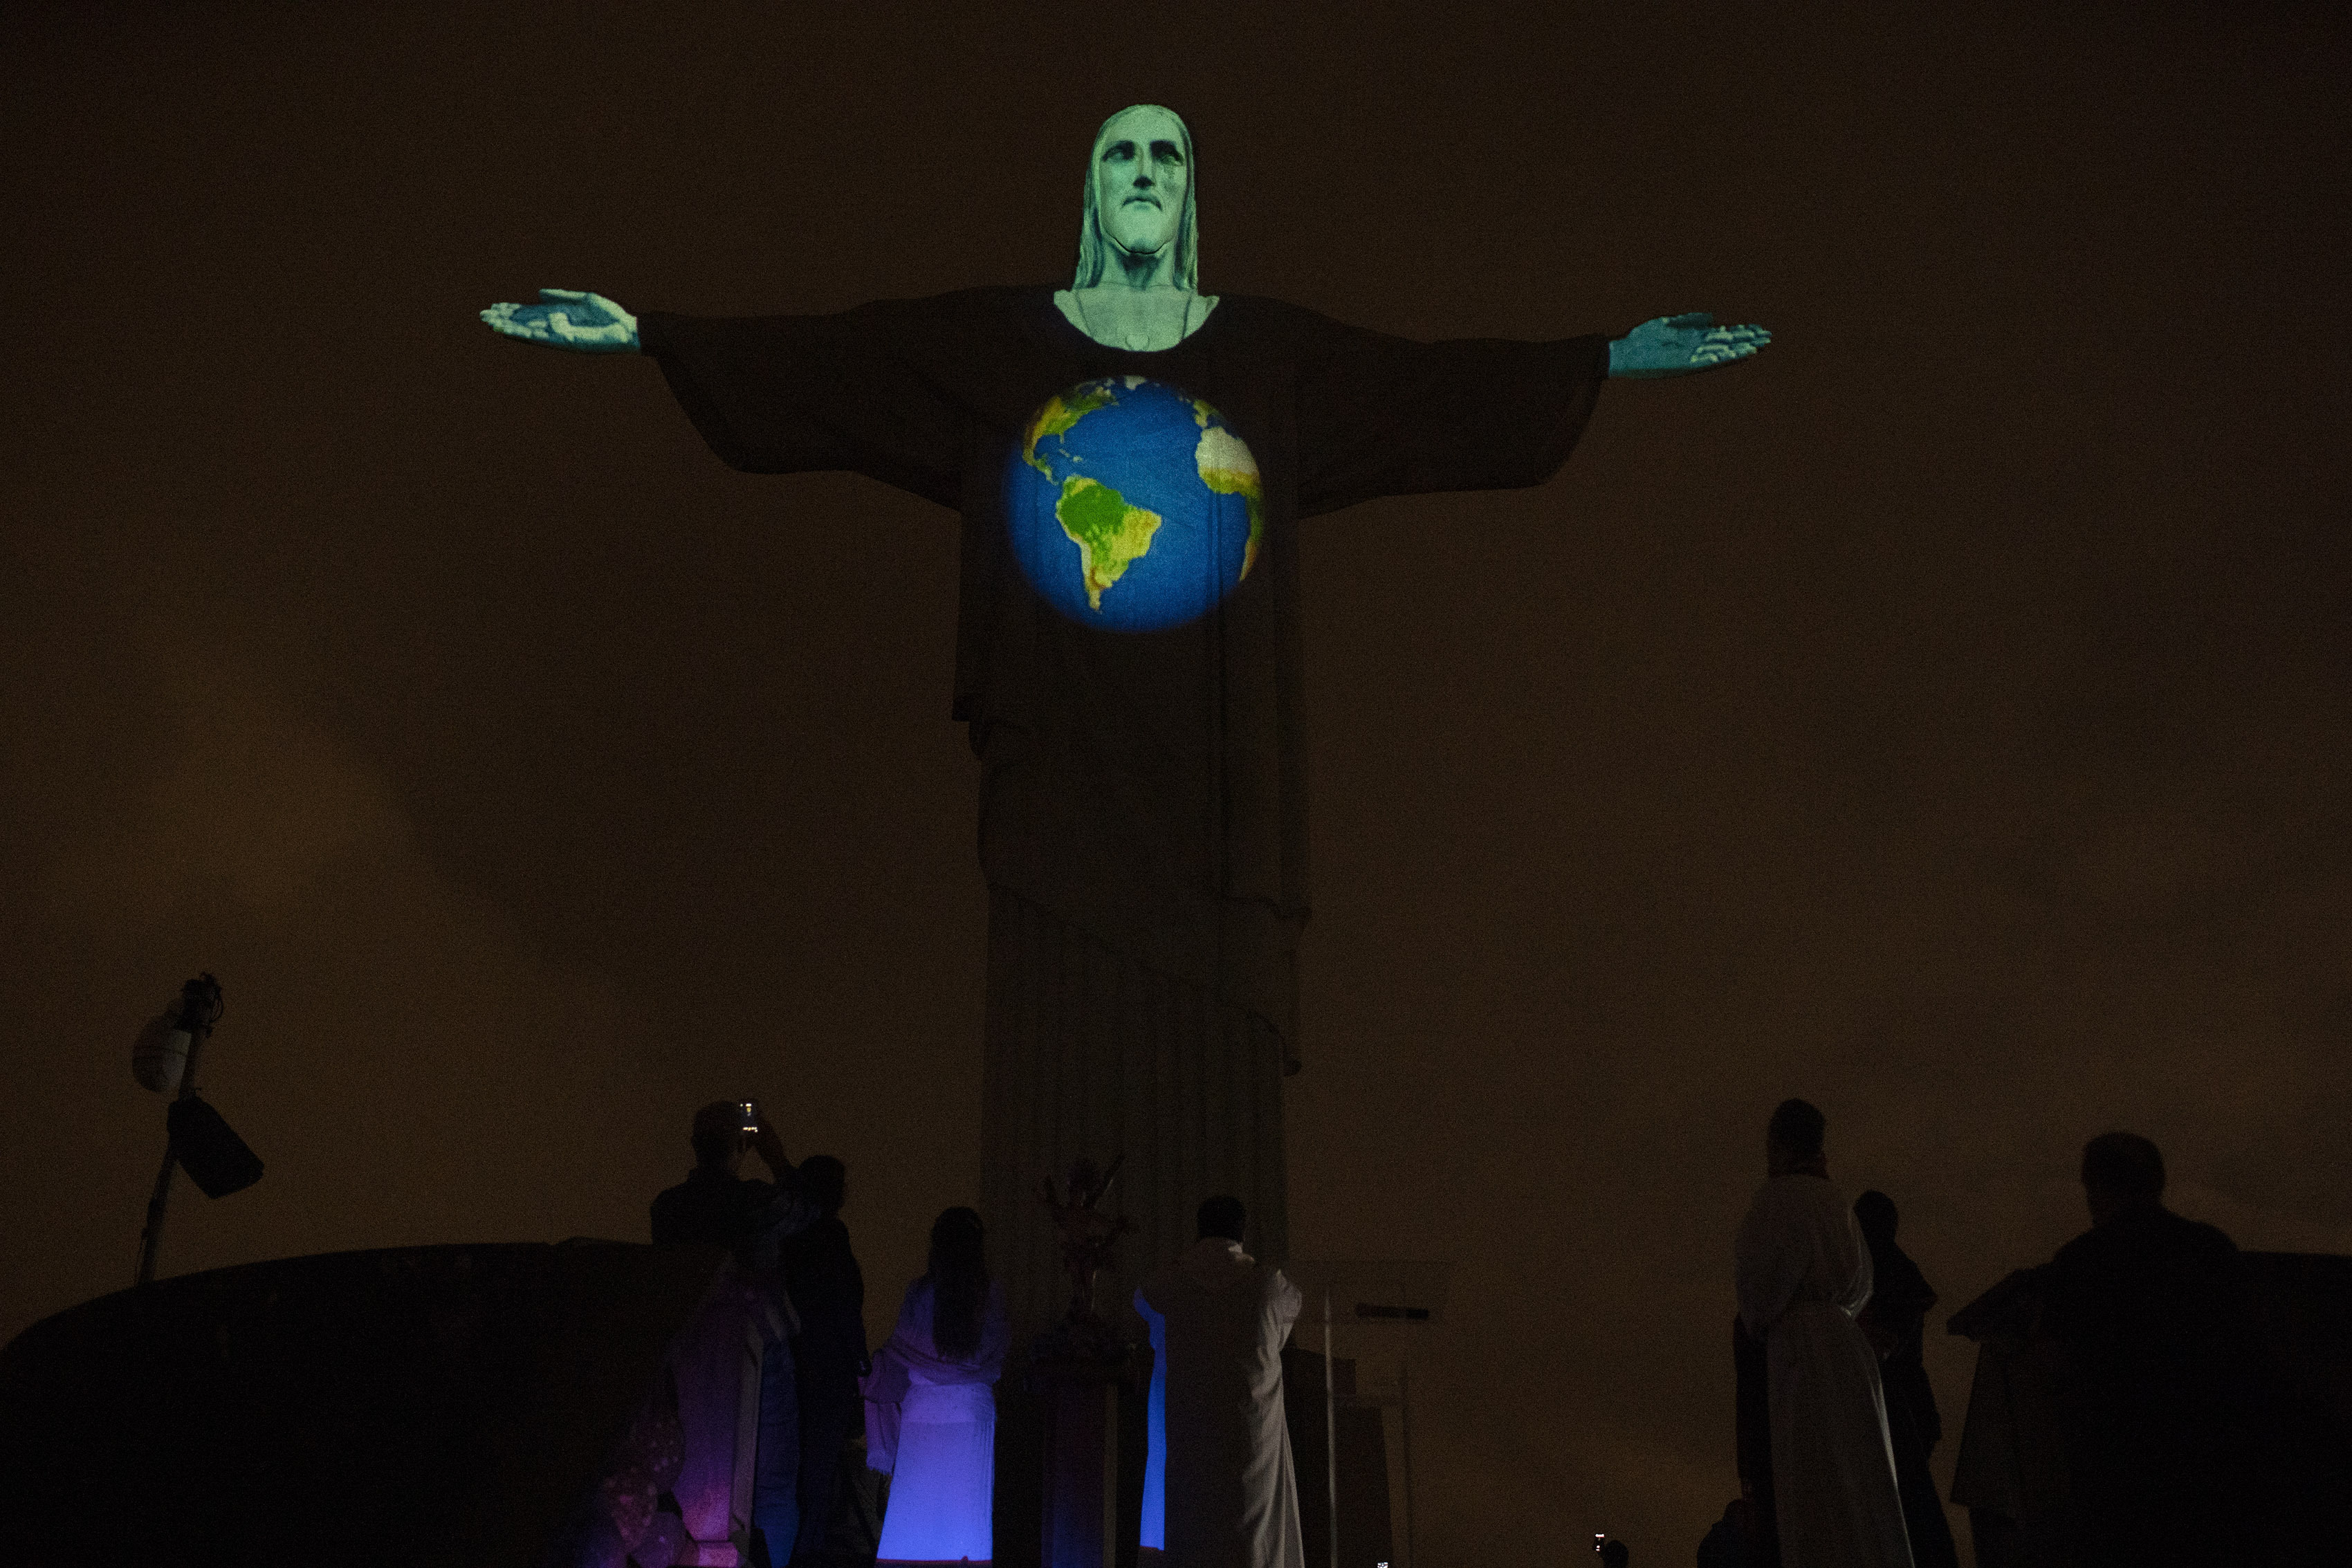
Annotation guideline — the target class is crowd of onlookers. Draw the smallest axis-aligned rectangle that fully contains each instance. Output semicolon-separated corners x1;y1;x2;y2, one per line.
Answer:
649;1100;1310;1568
652;1096;2341;1568
1703;1103;2340;1568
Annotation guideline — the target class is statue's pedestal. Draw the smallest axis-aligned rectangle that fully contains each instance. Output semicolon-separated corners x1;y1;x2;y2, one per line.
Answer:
1032;1330;1152;1568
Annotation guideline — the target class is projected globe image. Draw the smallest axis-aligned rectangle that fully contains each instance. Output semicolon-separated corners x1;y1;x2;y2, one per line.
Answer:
1004;378;1265;633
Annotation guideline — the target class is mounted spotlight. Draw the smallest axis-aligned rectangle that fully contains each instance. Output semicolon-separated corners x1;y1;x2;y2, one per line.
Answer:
134;973;265;1284
130;1007;188;1094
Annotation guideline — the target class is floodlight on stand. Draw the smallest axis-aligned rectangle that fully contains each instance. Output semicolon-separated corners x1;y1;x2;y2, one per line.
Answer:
131;1008;190;1094
131;973;223;1093
134;973;264;1285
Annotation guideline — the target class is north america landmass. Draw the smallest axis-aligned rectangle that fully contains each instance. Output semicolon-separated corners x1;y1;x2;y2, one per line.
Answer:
1019;378;1265;613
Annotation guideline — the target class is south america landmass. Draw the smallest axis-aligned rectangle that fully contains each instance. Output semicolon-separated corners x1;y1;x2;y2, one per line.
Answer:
1055;475;1164;611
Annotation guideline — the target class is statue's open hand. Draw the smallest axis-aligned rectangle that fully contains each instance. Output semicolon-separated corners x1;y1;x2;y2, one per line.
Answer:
479;288;639;353
1608;312;1770;378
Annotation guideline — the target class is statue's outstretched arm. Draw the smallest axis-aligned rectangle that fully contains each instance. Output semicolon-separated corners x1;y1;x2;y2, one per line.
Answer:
479;288;641;353
1608;312;1770;378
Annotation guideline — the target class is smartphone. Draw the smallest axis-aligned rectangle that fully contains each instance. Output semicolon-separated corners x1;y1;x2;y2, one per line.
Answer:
738;1100;758;1133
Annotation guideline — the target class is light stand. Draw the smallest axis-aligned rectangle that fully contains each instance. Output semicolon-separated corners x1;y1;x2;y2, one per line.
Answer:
1287;1261;1448;1568
134;973;240;1285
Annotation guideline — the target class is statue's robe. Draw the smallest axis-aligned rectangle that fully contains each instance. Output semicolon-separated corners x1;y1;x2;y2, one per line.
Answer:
639;289;1607;1333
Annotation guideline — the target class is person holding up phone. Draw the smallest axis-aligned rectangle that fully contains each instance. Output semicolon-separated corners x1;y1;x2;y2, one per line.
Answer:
653;1099;820;1566
652;1099;807;1251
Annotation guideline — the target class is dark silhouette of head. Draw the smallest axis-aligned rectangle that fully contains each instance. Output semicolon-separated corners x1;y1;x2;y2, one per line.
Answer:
1197;1195;1247;1243
2081;1131;2165;1224
927;1206;990;1360
1854;1189;1899;1248
690;1100;746;1172
1600;1540;1630;1568
799;1154;847;1215
1766;1098;1827;1175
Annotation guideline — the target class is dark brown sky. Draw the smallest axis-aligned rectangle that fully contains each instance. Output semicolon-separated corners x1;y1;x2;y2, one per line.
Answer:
5;1;2348;1561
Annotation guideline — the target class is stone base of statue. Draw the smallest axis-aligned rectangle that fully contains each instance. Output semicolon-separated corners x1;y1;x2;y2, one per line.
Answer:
1031;1320;1152;1568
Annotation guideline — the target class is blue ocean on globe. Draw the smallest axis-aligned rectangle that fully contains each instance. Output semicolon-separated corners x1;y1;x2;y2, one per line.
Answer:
1002;377;1265;634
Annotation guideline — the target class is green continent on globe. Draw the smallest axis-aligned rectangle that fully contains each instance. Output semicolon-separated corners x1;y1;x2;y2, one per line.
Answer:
1193;425;1265;580
1022;382;1117;478
1055;475;1164;611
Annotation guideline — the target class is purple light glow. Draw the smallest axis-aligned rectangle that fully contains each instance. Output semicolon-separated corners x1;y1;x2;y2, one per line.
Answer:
1139;1297;1167;1552
876;1381;998;1565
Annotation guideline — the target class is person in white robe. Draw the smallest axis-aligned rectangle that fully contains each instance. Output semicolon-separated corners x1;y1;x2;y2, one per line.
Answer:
1134;1196;1304;1568
865;1208;1011;1565
1734;1099;1913;1568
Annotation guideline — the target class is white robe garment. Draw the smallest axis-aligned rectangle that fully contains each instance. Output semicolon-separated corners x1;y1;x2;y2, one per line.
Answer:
865;1277;1011;1564
1734;1174;1914;1568
1136;1239;1305;1568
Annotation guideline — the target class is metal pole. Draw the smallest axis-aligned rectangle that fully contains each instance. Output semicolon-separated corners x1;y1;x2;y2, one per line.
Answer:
1324;1288;1338;1568
1398;1356;1415;1568
135;1144;180;1286
134;992;213;1286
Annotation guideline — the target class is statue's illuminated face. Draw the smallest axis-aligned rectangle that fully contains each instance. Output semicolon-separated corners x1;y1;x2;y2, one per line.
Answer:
1094;106;1188;263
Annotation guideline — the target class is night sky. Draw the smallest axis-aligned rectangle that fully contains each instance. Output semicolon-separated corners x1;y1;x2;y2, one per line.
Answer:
6;3;2348;1562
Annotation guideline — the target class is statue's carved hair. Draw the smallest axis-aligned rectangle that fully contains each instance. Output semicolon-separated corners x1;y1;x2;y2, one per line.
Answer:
1074;104;1199;292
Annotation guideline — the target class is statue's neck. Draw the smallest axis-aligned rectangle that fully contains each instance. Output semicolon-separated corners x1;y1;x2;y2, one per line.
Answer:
1108;237;1179;292
1056;284;1219;353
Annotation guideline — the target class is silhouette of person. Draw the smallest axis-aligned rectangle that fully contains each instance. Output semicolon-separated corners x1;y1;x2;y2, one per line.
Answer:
651;1100;817;1568
1699;1500;1759;1568
778;1155;867;1566
1851;1191;1956;1568
2038;1132;2317;1567
1600;1538;1630;1568
1732;1098;1911;1568
652;1099;809;1252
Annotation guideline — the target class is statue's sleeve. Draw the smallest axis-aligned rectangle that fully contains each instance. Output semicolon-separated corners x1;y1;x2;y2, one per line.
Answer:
636;303;968;510
1292;313;1610;518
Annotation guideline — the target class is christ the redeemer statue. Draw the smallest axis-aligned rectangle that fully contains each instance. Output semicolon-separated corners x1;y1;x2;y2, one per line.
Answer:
483;104;1767;1340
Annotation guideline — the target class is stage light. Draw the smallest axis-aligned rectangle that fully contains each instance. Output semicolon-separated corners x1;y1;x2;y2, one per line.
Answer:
131;1008;190;1093
167;1096;264;1199
135;972;265;1282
